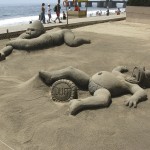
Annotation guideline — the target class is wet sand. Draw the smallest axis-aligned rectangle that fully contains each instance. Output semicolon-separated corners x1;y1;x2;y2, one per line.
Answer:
0;20;150;150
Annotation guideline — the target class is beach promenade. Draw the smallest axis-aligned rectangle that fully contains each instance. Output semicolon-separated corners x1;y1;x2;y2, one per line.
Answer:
0;14;125;39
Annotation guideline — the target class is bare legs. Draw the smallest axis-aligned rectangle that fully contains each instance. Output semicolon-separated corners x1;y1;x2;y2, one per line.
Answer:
39;66;90;90
69;83;147;115
54;14;61;23
69;88;111;115
39;67;111;115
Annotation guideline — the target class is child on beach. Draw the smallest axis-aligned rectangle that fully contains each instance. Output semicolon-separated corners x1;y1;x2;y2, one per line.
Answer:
116;8;121;15
47;4;52;23
106;8;109;16
63;11;66;20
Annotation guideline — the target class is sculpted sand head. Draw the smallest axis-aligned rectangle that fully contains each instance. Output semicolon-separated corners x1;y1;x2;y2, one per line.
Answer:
25;20;45;38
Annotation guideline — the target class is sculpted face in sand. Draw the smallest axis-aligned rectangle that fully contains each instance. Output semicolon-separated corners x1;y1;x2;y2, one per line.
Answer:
39;66;149;115
0;20;90;61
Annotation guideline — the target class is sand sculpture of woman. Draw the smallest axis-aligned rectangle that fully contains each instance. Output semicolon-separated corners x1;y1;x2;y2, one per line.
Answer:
0;20;90;61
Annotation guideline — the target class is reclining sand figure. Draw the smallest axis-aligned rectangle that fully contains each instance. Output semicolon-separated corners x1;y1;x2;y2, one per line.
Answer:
0;20;90;61
39;66;149;115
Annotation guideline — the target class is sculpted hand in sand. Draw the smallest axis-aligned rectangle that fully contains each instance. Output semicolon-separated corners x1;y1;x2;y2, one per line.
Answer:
0;20;90;61
39;66;149;115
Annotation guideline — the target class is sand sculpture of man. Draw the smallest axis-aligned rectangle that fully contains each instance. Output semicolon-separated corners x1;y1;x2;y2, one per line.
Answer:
39;66;149;115
0;20;90;61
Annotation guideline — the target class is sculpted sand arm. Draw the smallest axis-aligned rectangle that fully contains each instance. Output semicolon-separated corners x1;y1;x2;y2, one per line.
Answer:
112;66;147;107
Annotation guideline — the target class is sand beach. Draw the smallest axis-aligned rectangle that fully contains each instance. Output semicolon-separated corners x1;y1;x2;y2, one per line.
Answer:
0;17;150;150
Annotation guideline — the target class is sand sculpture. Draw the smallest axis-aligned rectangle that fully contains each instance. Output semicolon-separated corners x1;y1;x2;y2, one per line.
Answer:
39;66;149;115
0;20;90;61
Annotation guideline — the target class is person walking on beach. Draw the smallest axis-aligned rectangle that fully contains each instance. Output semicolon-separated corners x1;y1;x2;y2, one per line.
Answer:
106;7;109;16
99;10;102;16
40;3;46;24
47;4;52;23
54;2;62;23
116;8;121;15
63;11;66;20
74;4;80;11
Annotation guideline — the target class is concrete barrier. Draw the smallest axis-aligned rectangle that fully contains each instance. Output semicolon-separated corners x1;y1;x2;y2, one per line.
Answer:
126;6;150;24
0;15;126;40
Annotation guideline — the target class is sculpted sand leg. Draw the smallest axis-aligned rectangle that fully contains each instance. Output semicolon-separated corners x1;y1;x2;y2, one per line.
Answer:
69;89;111;115
39;66;90;90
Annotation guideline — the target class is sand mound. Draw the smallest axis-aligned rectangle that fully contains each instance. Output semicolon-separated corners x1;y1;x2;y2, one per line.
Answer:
0;74;69;149
0;25;150;150
17;74;46;90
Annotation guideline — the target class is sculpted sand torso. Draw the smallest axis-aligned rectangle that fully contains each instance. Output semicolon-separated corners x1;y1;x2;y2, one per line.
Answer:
89;71;127;96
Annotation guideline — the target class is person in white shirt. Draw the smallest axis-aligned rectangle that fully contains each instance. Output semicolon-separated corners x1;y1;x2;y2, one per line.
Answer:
47;4;52;23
